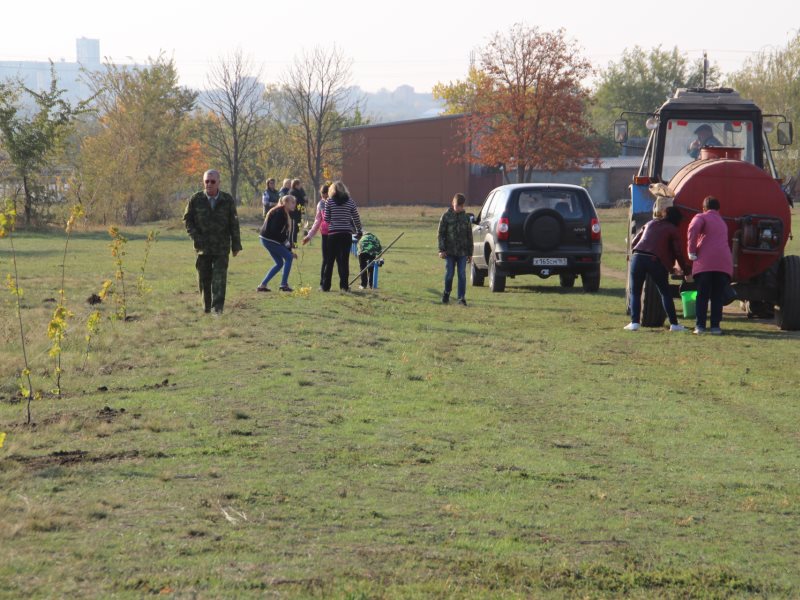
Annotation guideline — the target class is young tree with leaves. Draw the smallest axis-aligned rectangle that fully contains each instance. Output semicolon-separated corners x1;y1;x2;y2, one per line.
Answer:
0;67;90;225
80;55;197;224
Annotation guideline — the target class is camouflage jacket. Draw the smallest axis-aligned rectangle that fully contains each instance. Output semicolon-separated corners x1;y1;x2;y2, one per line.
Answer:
358;232;382;256
183;191;242;256
437;208;472;257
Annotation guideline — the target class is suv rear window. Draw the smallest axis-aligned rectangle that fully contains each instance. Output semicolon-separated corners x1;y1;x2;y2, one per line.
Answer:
514;189;585;220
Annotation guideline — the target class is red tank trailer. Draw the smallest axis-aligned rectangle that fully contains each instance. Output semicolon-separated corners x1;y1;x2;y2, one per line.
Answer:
615;88;798;329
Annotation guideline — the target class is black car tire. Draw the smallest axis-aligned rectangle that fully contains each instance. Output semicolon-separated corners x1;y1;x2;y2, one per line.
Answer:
559;273;576;288
581;267;600;293
524;209;565;252
640;274;667;326
471;261;485;287
489;255;506;292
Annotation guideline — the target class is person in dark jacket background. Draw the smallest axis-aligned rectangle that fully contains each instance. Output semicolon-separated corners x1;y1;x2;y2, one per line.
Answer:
183;169;242;315
261;178;279;217
624;205;690;331
323;180;362;292
289;179;307;244
438;193;473;305
257;195;297;292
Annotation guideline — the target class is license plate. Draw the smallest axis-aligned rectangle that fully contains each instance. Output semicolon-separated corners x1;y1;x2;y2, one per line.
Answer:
533;257;567;266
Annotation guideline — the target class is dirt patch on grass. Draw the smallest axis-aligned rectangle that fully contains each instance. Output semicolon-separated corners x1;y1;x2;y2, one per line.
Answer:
9;449;141;470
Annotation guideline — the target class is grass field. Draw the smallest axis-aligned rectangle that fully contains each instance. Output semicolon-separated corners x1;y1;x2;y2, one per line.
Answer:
1;205;799;598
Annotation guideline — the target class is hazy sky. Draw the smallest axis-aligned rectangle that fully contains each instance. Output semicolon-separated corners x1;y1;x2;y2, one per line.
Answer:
2;0;797;92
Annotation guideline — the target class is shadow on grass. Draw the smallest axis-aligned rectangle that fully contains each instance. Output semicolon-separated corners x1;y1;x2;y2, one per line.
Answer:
498;284;625;298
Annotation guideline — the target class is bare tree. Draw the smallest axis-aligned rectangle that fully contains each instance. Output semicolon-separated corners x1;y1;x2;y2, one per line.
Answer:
282;45;362;200
202;49;270;202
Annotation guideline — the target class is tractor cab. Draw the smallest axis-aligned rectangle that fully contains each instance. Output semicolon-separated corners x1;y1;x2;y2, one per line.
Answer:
614;88;793;229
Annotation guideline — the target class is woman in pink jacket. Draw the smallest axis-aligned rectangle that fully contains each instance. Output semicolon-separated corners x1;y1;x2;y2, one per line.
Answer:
301;183;330;290
687;196;733;335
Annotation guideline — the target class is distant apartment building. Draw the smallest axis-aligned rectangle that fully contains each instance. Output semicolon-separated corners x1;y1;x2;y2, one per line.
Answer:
0;37;102;104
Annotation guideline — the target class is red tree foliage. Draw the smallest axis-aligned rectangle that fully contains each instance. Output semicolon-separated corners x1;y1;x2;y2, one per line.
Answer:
451;24;599;183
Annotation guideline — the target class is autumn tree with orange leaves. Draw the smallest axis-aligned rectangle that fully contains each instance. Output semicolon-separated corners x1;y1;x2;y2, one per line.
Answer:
434;24;598;184
79;55;197;224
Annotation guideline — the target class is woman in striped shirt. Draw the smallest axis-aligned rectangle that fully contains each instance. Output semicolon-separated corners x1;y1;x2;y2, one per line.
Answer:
323;180;362;291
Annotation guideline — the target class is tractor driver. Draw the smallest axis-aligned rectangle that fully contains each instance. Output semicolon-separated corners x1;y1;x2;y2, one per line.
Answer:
688;124;722;159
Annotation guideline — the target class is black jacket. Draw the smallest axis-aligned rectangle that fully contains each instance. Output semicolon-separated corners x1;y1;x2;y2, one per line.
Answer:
259;209;292;245
290;187;307;208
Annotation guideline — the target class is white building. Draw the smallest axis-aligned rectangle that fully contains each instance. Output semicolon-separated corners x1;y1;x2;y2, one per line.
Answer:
0;38;102;104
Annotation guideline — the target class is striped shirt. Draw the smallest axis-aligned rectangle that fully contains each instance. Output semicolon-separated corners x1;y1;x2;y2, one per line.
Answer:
324;195;362;235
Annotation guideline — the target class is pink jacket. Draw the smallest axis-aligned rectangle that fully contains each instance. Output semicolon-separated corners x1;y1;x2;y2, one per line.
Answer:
305;199;329;240
687;210;733;276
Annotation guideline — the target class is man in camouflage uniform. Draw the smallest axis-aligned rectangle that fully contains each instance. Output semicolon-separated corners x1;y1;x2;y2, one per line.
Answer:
183;170;242;314
437;192;473;305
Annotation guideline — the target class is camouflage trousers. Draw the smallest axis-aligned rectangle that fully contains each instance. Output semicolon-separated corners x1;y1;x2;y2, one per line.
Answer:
195;254;229;313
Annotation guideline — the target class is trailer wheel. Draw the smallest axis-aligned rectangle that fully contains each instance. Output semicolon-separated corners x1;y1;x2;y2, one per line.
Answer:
776;255;800;330
641;275;667;327
470;261;485;287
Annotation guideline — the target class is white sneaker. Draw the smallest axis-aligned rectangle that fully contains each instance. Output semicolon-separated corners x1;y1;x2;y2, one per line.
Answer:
669;324;686;332
623;322;640;331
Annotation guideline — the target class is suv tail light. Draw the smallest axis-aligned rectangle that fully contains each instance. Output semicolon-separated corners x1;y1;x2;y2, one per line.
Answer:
590;218;601;241
497;217;509;241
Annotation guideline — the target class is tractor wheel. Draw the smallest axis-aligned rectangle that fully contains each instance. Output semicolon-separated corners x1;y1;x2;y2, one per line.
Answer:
559;273;576;288
488;255;506;293
641;275;667;327
776;255;800;330
471;261;485;287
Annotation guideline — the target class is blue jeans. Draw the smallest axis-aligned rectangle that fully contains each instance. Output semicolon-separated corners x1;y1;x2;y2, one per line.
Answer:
694;271;730;329
444;255;467;299
629;252;678;325
259;237;293;288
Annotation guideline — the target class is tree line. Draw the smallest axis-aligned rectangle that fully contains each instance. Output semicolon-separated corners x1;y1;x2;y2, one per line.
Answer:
1;28;799;226
0;46;365;226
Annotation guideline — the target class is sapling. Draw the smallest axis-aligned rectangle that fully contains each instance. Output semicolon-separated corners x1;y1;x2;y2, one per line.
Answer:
47;204;84;396
1;200;38;424
136;229;158;296
83;280;112;369
108;226;128;320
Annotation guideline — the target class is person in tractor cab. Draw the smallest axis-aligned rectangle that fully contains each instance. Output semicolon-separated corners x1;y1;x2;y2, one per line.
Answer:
688;124;722;159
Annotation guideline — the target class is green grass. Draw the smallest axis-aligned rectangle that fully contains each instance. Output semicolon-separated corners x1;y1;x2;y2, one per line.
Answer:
1;205;799;598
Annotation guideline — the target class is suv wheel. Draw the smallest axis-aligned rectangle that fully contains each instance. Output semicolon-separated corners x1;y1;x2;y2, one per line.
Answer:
471;261;485;287
559;273;576;288
489;255;506;292
581;267;601;293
